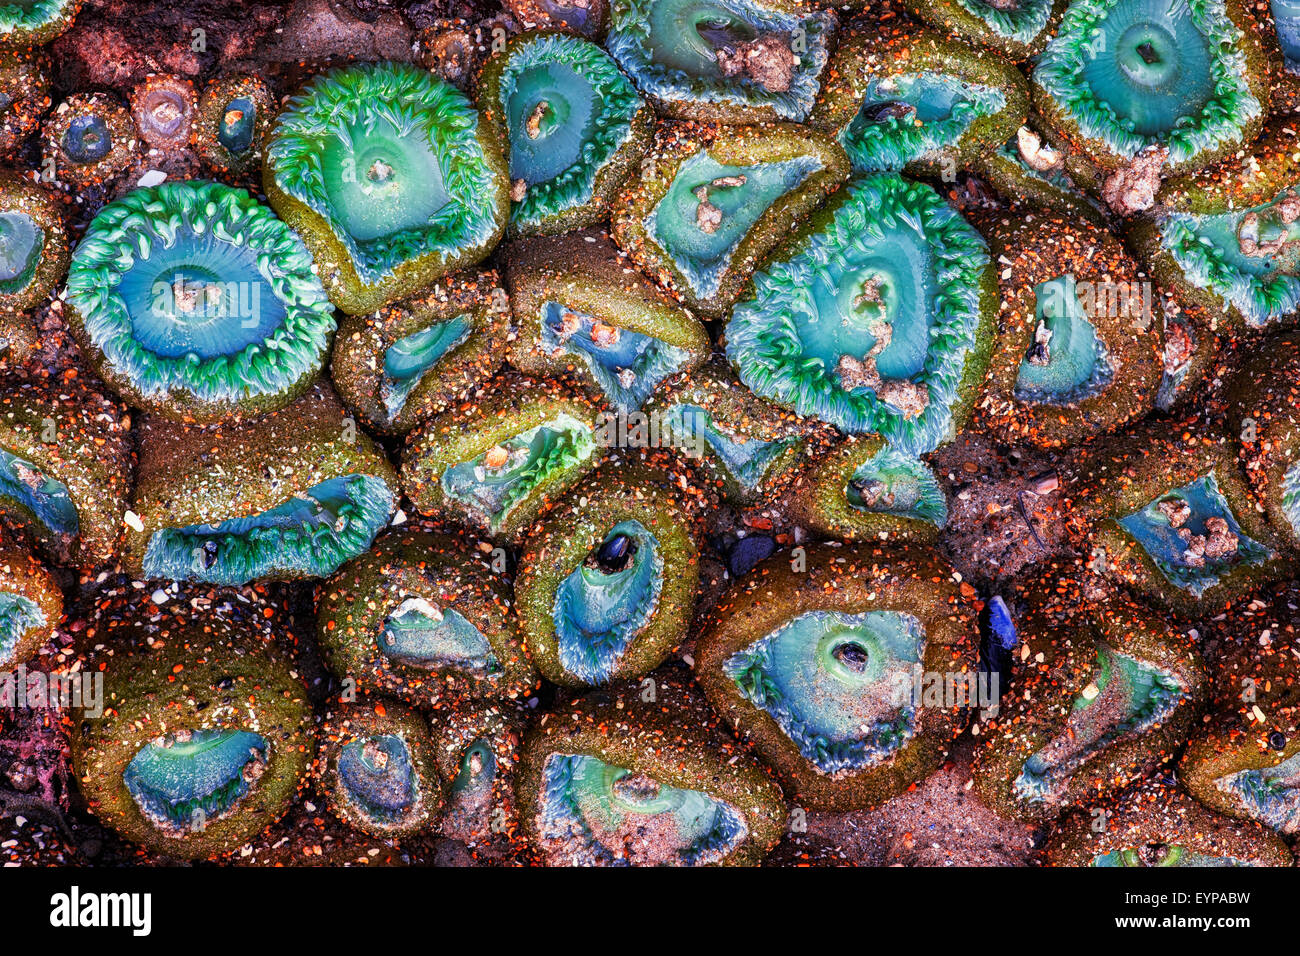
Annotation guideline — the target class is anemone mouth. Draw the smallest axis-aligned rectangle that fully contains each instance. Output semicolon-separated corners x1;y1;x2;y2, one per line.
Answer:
123;728;269;835
267;62;504;284
539;752;749;865
839;72;1007;173
64;182;336;412
0;590;44;666
661;402;798;492
723;609;925;777
336;733;422;827
606;0;834;121
0;0;74;37
1034;0;1261;165
1116;473;1273;597
1161;189;1300;328
61;113;111;164
552;520;664;684
0;210;44;296
953;0;1057;43
377;596;503;676
0;447;79;542
1275;0;1300;74
845;448;948;528
141;474;394;584
1214;751;1300;834
494;34;645;228
644;151;821;300
1013;646;1187;804
1093;845;1247;867
1013;274;1116;406
381;314;473;417
439;414;597;534
541;303;692;411
725;174;990;454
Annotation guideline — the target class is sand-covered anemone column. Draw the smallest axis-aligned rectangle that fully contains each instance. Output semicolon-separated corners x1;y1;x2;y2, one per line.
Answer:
0;528;60;670
972;124;1108;225
0;0;80;48
0;168;66;315
264;61;510;315
64;181;336;423
195;74;275;176
898;0;1066;58
612;122;849;316
604;0;835;123
41;92;136;186
124;383;398;585
725;173;997;455
479;31;653;237
807;19;1029;177
1032;0;1269;199
0;50;50;160
1268;0;1300;111
130;74;197;151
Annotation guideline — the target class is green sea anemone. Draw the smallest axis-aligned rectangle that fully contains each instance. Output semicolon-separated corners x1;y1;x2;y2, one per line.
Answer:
972;126;1108;224
518;671;786;865
401;374;604;540
196;74;275;176
433;701;529;857
331;269;509;436
64;180;336;423
515;464;699;687
0;50;50;160
899;0;1066;58
479;31;653;237
264;61;510;315
316;529;538;707
604;0;834;123
695;543;978;810
41;91;136;186
0;528;60;669
0;168;66;315
808;20;1029;178
506;230;709;412
0;0;81;49
611;122;849;316
125;383;398;585
725;172;996;454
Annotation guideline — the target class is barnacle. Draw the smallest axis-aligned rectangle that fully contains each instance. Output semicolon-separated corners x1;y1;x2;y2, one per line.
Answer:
1032;0;1268;178
611;122;849;316
64;181;335;422
0;50;50;160
807;21;1028;177
316;530;537;706
604;0;835;123
0;168;66;315
725;173;996;454
515;464;698;687
195;74;274;176
695;543;977;810
973;589;1204;820
401;374;603;540
900;0;1066;58
130;73;196;150
507;230;709;412
331;269;508;435
317;698;444;837
0;0;80;48
125;383;398;585
518;673;785;865
479;31;653;237
41;91;136;186
0;528;59;669
71;612;313;859
264;61;510;315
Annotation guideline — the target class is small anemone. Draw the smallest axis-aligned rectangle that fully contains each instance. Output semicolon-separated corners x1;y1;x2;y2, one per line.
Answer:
1032;0;1267;174
0;168;67;314
901;0;1064;57
65;180;336;422
0;528;59;669
42;91;136;186
506;0;608;36
0;0;80;48
124;728;269;834
605;0;835;123
196;74;274;175
433;702;528;849
479;31;652;236
0;50;50;160
264;61;509;315
725;173;995;454
974;126;1108;223
130;73;196;150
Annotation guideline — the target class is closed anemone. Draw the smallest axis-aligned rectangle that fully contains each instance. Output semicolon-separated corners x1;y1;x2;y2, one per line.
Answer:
725;173;995;454
663;403;798;490
480;32;652;236
554;520;664;684
383;318;472;416
264;61;509;315
42;92;135;185
379;598;500;674
902;0;1063;57
0;530;59;669
1032;0;1266;174
130;74;195;149
0;592;43;665
605;0;834;122
65;181;336;422
540;753;748;865
1013;275;1115;404
0;0;80;48
723;610;924;776
123;729;269;835
196;74;274;175
0;446;77;541
1214;752;1300;834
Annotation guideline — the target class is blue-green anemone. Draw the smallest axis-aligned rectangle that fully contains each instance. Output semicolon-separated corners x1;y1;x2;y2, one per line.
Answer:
1032;0;1266;173
480;31;652;236
605;0;834;122
124;729;269;834
265;61;509;315
0;446;77;540
1117;474;1273;598
725;173;995;454
0;591;42;664
65;181;336;423
1094;846;1248;866
0;530;59;669
337;734;417;824
196;74;273;175
903;0;1063;56
845;447;948;528
1214;751;1300;834
383;317;472;416
663;403;798;490
0;0;80;48
724;610;924;776
42;91;136;186
1013;274;1115;405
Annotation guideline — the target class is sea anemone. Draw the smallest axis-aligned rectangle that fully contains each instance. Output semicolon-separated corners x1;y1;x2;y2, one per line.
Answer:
0;168;67;314
195;74;274;176
41;91;136;186
0;0;81;49
0;527;60;669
